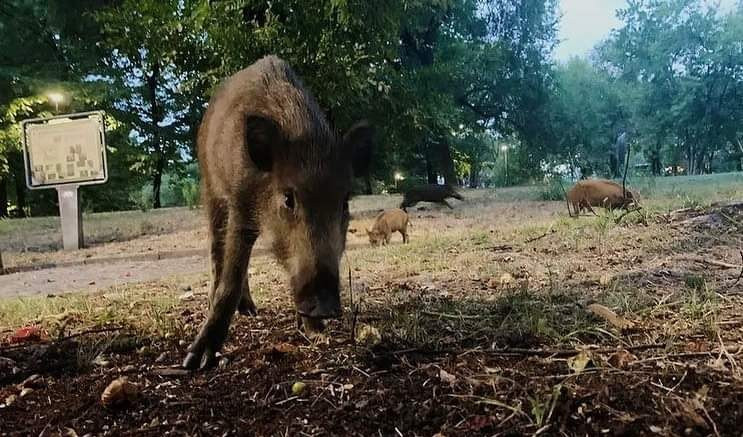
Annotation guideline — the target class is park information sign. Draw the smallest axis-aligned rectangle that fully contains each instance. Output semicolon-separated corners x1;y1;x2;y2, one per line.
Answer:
21;111;108;250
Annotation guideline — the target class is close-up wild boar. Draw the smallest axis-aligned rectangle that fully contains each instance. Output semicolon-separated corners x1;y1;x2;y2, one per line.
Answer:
367;208;410;246
184;55;374;370
566;179;637;217
400;184;464;210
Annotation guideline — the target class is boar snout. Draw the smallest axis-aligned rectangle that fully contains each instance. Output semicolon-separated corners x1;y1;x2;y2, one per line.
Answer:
295;267;342;319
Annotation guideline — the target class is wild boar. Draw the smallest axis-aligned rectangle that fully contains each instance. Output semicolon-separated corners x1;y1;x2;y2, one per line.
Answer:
400;184;463;210
183;56;373;370
366;208;410;246
566;179;637;217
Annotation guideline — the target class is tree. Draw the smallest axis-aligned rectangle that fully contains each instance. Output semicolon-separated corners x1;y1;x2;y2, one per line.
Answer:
93;0;209;208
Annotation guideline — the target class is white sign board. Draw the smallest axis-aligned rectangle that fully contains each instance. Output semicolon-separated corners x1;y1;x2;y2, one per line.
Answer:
22;111;107;189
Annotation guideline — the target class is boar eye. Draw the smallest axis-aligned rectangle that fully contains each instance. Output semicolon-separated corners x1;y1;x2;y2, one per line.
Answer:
283;191;295;211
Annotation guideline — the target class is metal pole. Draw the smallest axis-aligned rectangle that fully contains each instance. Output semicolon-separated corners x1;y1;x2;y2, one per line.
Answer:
504;148;509;186
56;185;83;250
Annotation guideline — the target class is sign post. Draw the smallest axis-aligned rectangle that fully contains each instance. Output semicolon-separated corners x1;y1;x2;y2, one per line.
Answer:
21;111;108;250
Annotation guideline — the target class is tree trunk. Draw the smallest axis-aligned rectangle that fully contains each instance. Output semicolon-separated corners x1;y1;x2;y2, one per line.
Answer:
153;153;165;208
468;159;480;188
0;177;8;218
364;174;372;195
147;62;164;209
439;140;457;186
425;147;437;184
10;152;26;217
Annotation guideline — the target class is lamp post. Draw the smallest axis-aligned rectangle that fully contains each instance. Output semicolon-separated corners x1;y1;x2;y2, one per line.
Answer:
501;145;509;186
394;172;404;190
48;92;64;113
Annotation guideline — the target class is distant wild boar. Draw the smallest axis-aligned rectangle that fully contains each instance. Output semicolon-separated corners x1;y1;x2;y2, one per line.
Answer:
183;56;373;370
400;184;463;210
366;208;410;246
566;179;637;217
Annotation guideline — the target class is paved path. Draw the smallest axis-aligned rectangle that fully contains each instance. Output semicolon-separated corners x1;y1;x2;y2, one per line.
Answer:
0;255;208;298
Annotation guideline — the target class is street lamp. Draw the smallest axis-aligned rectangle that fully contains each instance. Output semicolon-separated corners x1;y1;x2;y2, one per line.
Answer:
48;92;64;113
501;145;509;186
394;172;404;189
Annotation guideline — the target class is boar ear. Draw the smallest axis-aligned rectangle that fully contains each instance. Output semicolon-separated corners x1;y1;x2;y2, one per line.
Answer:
246;115;281;172
342;120;374;176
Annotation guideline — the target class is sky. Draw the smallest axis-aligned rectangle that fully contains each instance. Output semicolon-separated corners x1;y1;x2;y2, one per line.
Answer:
556;0;740;61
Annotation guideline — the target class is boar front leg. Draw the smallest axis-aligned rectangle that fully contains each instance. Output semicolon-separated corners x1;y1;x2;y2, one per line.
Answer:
206;198;227;309
184;206;257;370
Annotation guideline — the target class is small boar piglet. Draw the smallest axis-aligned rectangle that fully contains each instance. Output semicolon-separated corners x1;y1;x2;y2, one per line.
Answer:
367;208;410;246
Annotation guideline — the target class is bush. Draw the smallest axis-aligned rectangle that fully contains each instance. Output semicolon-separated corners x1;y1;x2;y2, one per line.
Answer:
538;176;567;201
181;180;200;209
129;185;153;212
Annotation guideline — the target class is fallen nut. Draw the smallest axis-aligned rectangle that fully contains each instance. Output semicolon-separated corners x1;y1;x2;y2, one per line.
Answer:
101;377;140;407
291;381;307;395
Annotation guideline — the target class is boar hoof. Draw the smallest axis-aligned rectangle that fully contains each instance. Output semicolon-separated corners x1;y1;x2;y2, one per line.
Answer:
182;348;217;370
300;316;326;335
237;297;258;316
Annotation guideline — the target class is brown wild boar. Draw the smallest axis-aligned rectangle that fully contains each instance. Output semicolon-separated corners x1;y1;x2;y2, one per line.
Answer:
566;179;637;217
183;56;373;370
400;184;463;210
366;208;410;246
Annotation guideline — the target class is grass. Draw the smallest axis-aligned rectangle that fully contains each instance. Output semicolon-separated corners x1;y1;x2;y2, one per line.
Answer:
0;278;187;337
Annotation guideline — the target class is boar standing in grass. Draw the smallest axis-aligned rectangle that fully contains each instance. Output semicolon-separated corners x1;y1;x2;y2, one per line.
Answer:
184;56;373;370
566;179;637;217
366;208;410;246
400;184;463;210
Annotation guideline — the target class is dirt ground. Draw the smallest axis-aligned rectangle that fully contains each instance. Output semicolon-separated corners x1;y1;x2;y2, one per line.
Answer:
1;189;743;436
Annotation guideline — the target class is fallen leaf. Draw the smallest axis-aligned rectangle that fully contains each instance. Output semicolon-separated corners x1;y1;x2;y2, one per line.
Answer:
93;355;112;367
607;350;637;369
4;394;17;407
587;303;635;330
101;377;140;407
439;369;457;384
357;325;382;346
9;326;44;344
18;374;42;390
272;343;298;354
567;351;594;373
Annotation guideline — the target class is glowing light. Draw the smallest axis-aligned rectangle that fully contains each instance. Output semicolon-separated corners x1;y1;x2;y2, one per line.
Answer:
48;93;64;104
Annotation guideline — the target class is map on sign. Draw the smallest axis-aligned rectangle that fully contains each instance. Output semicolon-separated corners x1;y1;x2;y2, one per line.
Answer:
22;112;107;189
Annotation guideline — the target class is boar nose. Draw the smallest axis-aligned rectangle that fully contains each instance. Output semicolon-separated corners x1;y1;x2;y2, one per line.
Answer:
297;268;342;319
